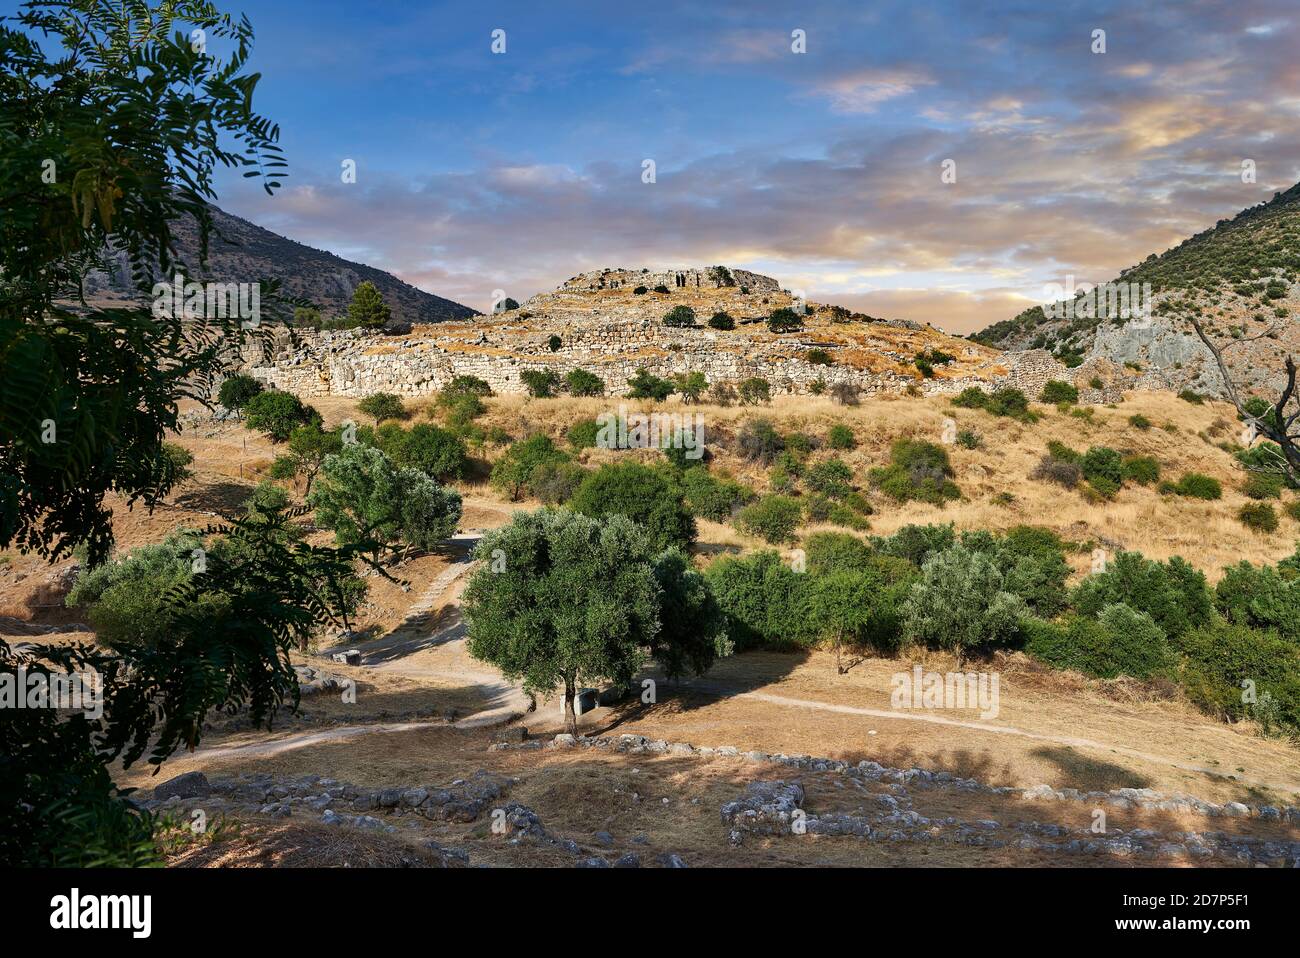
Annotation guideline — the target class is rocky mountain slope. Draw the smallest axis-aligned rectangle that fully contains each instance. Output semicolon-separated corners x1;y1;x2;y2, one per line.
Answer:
77;203;476;325
975;183;1300;397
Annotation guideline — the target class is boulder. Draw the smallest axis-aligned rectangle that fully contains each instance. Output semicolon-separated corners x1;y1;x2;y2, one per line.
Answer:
154;771;211;802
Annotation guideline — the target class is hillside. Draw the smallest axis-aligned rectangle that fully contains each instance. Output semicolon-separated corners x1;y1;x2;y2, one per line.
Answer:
75;203;477;327
975;183;1300;397
243;265;1063;400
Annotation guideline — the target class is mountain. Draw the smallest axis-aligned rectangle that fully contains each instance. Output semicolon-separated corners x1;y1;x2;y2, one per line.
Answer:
975;183;1300;396
77;203;477;326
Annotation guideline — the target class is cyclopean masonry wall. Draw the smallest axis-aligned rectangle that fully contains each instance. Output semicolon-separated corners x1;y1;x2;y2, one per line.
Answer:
239;323;1076;401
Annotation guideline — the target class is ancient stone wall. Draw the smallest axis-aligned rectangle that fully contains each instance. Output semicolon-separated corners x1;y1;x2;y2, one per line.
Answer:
240;328;1076;401
561;267;781;294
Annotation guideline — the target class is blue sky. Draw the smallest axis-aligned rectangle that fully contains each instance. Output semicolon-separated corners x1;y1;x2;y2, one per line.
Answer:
73;1;1300;330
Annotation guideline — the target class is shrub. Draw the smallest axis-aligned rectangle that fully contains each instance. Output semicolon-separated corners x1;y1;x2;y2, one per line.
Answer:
570;462;696;552
738;377;772;405
736;495;803;544
442;375;493;399
663;305;697;328
805;457;854;499
982;525;1072;617
490;434;568;500
520;368;562;398
530;460;588;505
1046;441;1080;463
1128;414;1152;430
1072;551;1212;639
379;422;467;482
1026;605;1174;679
1170;472;1222;500
163;442;194;484
872;523;956;567
1178;389;1204;404
709;381;738;406
704;551;813;651
804;531;873;574
671;371;709;403
1289;500;1300;523
1031;456;1082;488
869;439;960;505
829;382;861;406
1122;455;1161;485
1039;380;1078;404
357;392;407;425
633;285;648;295
985;388;1033;421
654;284;670;294
680;469;753;522
626;369;675;401
218;374;263;416
1080;446;1124;495
956;429;982;449
547;334;562;352
1239;502;1279;532
66;529;206;649
1242;472;1285;500
708;311;735;331
901;545;1028;657
1177;618;1300;729
952;387;988;409
807;348;834;366
767;307;802;333
827;424;856;450
1215;561;1300;643
810;568;911;664
564;369;605;397
567;419;601;449
243;390;320;442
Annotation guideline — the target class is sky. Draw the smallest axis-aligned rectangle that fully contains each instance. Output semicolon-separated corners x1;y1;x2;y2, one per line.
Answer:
174;1;1300;331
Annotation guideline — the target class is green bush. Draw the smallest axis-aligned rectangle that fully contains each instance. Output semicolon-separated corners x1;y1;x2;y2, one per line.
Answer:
738;419;784;465
1177;389;1204;404
567;418;602;449
564;369;605;397
1239;502;1279;532
1242;472;1285;500
809;567;912;659
1046;441;1081;463
547;334;562;352
1177;618;1300;729
704;551;813;651
901;545;1027;656
490;434;569;500
807;348;834;366
1026;604;1174;679
872;523;956;566
1214;561;1300;643
1122;455;1161;485
571;462;696;552
1170;472;1222;500
736;495;803;544
708;311;735;330
737;377;772;405
357;392;406;425
804;457;854;499
243;390;321;442
530;460;589;505
218;374;263;415
626;369;675;401
671;371;709;404
680;468;753;522
1072;551;1212;639
1080;446;1124;487
66;529;206;649
1128;413;1152;430
663;305;696;327
956;429;982;449
1039;380;1078;404
869;439;960;505
377;422;467;482
520;368;562;399
827;424;856;450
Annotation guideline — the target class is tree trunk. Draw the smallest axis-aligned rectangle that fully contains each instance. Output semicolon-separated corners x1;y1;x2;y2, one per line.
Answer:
563;674;577;735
